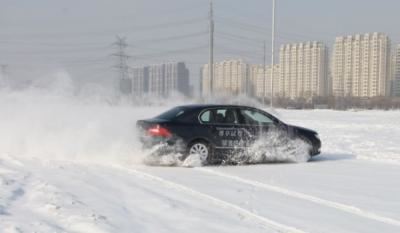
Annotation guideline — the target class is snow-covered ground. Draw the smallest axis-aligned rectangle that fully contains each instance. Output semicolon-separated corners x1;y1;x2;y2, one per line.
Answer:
1;87;400;233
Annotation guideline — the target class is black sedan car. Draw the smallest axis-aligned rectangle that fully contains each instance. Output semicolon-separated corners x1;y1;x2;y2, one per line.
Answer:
137;105;321;164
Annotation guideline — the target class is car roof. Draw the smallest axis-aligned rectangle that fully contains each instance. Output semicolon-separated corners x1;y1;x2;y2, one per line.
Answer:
173;104;282;123
177;104;261;110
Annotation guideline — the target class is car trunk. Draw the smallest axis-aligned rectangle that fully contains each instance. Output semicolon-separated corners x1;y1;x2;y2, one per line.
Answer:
136;118;169;130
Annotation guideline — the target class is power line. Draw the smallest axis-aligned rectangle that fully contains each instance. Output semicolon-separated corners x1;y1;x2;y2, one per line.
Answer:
215;15;337;42
215;16;269;34
134;45;208;60
62;60;111;67
216;44;264;57
0;47;113;55
215;35;265;53
130;31;208;45
215;45;266;61
215;51;264;61
129;17;207;32
0;17;207;39
0;39;111;48
216;31;265;44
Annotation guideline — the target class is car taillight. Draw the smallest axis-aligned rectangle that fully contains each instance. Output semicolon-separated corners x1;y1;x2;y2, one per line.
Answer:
147;125;172;138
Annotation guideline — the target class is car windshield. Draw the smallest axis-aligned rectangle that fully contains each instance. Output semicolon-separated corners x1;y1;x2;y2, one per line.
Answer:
155;107;185;120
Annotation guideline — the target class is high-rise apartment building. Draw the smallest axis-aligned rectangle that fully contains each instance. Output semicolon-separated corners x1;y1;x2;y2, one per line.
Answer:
248;64;261;97
391;44;400;97
164;62;190;96
131;67;148;96
332;33;390;97
126;62;189;97
202;60;249;96
249;64;279;98
278;41;328;99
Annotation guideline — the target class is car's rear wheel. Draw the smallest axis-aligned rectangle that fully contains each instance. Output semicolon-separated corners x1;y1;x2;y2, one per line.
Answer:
188;142;209;161
181;140;212;164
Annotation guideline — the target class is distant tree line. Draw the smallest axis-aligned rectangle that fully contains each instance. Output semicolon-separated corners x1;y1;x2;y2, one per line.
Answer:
264;96;400;110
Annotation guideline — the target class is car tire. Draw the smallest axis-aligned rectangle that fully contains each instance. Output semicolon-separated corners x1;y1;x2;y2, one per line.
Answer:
185;140;211;163
297;136;314;160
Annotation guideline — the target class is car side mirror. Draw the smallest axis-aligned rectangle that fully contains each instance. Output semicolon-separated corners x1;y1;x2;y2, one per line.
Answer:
274;120;285;128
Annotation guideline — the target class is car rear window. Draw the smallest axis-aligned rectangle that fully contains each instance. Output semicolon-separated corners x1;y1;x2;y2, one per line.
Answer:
200;110;211;123
155;107;185;120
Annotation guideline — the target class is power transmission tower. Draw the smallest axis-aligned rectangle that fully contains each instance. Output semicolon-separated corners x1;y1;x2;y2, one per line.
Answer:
208;0;214;97
112;36;131;95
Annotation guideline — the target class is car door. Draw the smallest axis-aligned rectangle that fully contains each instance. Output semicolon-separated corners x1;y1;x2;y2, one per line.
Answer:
236;108;277;144
198;107;242;149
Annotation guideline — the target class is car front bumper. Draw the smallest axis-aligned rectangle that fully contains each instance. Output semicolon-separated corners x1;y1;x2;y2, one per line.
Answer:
311;137;321;156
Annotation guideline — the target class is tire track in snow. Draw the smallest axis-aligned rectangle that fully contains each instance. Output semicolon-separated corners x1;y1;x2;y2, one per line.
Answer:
196;168;400;228
115;165;308;233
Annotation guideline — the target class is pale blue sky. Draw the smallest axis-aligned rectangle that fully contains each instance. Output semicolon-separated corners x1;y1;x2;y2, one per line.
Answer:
1;0;399;86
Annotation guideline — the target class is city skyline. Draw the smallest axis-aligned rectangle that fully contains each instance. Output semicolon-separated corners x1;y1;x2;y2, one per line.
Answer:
2;0;400;92
123;61;190;97
200;34;395;100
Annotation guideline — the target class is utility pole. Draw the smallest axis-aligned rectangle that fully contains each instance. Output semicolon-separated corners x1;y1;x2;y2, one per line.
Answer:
263;41;266;105
0;64;7;76
112;36;130;95
0;64;8;86
209;0;214;97
270;0;276;108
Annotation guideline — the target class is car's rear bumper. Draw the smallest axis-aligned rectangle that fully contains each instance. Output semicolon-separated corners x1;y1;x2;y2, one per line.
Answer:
140;135;169;147
139;135;186;153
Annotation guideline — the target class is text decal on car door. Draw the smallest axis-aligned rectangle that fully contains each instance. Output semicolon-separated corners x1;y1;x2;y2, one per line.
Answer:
216;127;254;148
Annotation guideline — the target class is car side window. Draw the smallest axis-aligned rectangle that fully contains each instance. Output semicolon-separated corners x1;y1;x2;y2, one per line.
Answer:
200;110;212;123
199;108;238;124
215;109;226;123
220;108;238;124
240;109;274;125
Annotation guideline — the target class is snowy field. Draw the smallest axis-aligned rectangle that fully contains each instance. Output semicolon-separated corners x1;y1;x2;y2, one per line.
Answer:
1;86;400;233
